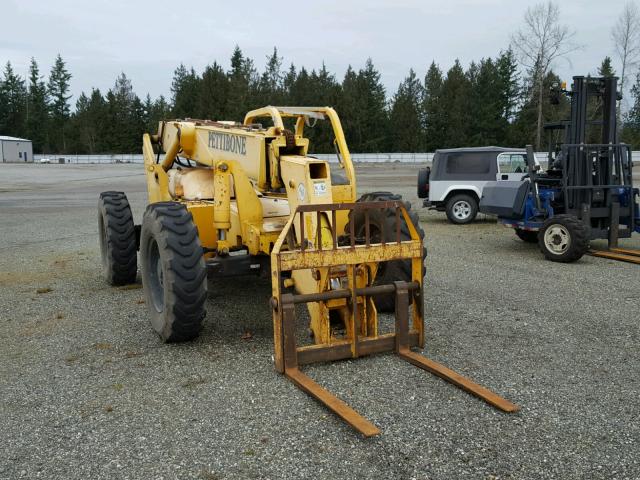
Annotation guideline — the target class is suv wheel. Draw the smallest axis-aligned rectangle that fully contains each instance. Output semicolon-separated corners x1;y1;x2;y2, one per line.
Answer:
446;194;478;224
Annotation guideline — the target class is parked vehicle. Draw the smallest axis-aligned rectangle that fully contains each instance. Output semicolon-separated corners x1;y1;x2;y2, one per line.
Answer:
417;147;531;224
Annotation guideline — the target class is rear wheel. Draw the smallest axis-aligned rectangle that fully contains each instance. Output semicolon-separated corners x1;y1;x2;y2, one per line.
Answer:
140;202;207;342
538;214;589;263
515;228;538;243
346;192;426;312
98;191;137;285
445;194;478;224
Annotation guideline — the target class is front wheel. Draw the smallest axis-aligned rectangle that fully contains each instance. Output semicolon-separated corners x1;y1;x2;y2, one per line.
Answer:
140;202;207;342
445;194;478;224
346;191;426;312
538;214;589;263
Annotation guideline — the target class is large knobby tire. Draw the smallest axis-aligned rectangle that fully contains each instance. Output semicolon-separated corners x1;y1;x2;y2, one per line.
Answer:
445;193;478;224
140;202;207;342
538;214;589;263
346;192;426;312
98;191;137;285
515;228;539;244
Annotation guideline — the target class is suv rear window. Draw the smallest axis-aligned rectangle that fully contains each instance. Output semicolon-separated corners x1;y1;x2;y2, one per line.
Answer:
445;152;491;174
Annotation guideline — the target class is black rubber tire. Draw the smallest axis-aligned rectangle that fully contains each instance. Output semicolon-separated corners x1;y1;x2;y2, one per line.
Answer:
538;214;589;263
417;167;430;198
515;228;538;243
98;191;137;285
445;193;478;224
346;191;426;312
140;202;207;342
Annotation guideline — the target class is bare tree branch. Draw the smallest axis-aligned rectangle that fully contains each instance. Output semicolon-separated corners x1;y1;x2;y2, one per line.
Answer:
612;2;640;110
510;1;578;149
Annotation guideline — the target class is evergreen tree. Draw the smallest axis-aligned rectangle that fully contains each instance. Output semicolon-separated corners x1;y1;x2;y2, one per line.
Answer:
338;61;388;152
355;59;388;152
305;63;341;152
496;49;520;126
388;69;424;151
289;67;313;105
257;47;284;105
440;60;472;147
171;64;201;118
149;95;171;132
68;88;106;153
87;89;107;152
198;62;229;120
226;46;257;121
0;61;27;138
102;73;145;153
70;92;93;153
26;58;50;152
423;61;445;151
598;57;616;77
339;65;360;149
48;54;72;152
468;58;505;146
283;63;297;100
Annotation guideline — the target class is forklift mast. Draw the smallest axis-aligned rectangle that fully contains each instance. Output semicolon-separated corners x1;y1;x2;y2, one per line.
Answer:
546;76;635;244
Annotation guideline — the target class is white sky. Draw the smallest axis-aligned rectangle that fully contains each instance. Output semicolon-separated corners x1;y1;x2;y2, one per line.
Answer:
0;0;631;105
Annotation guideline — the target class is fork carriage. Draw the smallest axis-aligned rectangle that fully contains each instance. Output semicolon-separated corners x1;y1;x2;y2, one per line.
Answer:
271;201;518;436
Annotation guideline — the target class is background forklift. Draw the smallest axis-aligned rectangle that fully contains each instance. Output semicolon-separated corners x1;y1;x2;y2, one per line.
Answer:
480;75;640;262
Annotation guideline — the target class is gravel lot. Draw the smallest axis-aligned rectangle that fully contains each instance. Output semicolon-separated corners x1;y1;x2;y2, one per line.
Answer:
1;162;639;480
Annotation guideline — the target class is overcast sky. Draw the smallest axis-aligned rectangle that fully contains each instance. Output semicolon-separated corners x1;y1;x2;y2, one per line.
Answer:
0;0;630;106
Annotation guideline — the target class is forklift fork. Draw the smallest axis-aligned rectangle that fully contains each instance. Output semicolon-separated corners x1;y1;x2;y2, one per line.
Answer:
271;202;519;436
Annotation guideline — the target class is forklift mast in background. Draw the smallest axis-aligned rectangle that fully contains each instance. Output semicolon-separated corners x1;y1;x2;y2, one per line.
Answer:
545;76;635;246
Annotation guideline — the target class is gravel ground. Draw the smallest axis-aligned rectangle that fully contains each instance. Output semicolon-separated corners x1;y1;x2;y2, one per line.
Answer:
1;162;639;480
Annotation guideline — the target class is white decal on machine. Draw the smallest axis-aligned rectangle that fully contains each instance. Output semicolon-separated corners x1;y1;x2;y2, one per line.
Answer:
313;182;327;196
297;183;306;201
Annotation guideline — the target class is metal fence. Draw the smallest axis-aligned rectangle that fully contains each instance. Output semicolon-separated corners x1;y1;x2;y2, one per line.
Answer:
33;151;640;165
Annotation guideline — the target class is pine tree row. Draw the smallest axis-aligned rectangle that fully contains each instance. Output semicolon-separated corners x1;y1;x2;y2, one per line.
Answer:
1;47;638;154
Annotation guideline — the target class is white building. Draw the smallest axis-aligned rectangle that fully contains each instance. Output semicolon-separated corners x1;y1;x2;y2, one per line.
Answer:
0;136;33;163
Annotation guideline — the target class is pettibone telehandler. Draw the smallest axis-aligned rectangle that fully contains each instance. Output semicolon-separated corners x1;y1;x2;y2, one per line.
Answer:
99;106;518;436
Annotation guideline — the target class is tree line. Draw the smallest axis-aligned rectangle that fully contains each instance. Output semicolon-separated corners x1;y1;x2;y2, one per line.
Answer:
2;3;640;154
